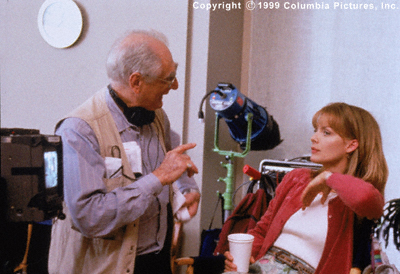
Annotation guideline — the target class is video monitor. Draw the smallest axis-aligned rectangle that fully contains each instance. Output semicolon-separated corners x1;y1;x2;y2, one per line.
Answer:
1;128;63;223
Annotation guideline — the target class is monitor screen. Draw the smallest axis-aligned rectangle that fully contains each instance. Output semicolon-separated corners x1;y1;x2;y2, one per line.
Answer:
44;150;58;189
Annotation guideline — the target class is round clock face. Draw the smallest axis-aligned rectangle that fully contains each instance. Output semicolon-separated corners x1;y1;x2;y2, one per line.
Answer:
37;0;83;48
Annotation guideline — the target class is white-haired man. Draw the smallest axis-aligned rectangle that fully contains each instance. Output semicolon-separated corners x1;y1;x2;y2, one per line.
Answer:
48;30;200;274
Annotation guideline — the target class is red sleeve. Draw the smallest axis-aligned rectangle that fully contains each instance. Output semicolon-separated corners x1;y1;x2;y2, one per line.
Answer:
326;173;384;219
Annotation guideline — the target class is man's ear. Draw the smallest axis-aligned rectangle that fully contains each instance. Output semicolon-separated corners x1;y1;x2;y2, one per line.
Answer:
346;139;359;153
129;72;142;93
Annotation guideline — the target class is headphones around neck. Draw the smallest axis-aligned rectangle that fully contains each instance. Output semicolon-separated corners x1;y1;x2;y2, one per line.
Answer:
108;85;155;126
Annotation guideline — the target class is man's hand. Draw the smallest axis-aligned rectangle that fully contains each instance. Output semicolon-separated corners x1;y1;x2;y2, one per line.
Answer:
301;171;332;210
153;143;198;185
183;192;201;217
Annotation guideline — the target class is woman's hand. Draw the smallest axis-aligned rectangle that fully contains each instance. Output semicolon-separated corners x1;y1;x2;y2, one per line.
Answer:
224;251;255;272
224;251;237;272
301;171;332;210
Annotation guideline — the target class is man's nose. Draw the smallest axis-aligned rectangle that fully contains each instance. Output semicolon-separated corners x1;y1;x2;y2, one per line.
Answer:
171;78;178;90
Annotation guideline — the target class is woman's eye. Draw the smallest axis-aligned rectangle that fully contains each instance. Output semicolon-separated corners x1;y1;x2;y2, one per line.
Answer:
323;130;331;135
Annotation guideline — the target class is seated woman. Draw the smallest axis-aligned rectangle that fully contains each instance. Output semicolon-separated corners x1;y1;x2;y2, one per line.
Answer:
224;102;388;274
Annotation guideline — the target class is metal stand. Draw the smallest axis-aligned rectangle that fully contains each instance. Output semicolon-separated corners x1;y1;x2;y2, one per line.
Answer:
213;113;253;222
13;223;32;274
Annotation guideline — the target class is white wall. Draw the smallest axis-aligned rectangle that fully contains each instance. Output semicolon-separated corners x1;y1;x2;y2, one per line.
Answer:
243;3;400;268
0;0;189;135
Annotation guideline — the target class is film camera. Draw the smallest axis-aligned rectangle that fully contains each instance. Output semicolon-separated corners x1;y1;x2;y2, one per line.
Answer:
1;128;64;223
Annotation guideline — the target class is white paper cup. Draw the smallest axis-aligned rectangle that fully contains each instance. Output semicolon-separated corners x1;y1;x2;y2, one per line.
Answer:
228;233;254;273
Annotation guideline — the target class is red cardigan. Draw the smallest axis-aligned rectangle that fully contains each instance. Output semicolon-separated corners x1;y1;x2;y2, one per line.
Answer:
249;168;384;274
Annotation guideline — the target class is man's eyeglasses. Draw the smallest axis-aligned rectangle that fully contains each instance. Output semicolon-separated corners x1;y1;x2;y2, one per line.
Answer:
145;75;177;89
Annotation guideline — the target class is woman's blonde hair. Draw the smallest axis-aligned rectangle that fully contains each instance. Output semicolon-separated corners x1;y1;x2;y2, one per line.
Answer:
312;102;388;194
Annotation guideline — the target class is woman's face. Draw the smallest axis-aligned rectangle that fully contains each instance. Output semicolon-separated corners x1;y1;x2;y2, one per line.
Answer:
310;114;358;173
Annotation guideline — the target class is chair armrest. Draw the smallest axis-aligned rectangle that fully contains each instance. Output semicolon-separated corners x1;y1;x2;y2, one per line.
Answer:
175;257;195;266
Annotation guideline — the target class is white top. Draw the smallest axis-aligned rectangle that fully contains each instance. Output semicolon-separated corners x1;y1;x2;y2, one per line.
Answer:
273;192;337;268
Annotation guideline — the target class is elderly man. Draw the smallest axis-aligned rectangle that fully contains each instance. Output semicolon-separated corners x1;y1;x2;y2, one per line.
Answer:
48;30;200;274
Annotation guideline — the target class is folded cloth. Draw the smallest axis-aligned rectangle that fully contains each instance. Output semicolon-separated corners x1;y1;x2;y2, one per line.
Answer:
171;183;191;222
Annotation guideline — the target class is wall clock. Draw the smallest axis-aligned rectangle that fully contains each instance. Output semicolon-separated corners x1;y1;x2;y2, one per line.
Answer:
37;0;83;48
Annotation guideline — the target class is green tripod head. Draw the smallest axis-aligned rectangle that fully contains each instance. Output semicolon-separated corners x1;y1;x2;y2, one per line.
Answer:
213;112;253;221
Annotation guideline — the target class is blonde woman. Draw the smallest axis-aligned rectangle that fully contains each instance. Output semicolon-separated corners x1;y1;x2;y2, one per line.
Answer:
224;102;388;274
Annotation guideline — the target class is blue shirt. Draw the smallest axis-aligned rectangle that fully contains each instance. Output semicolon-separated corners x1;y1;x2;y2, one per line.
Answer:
56;89;198;255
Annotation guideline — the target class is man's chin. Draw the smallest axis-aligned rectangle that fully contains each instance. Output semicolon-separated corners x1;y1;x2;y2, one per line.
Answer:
145;103;162;111
154;101;163;110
